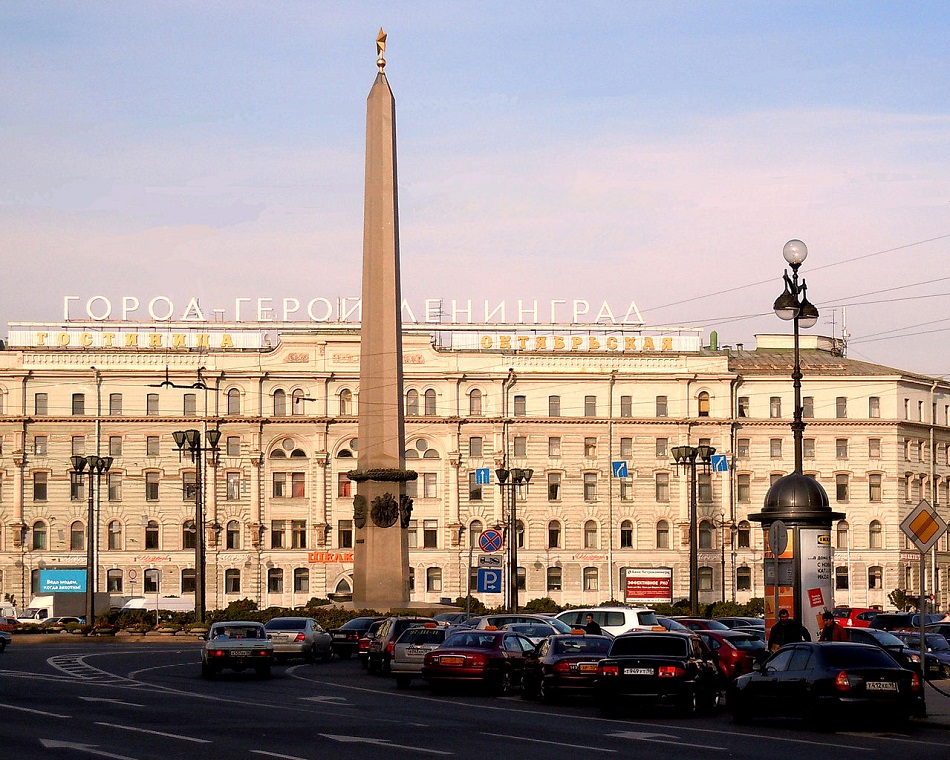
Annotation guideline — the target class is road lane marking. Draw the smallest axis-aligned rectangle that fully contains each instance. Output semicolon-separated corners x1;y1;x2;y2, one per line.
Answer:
606;731;725;750
481;732;616;752
321;734;452;755
40;739;138;760
251;752;311;760
2;704;71;718
95;722;211;743
80;696;145;707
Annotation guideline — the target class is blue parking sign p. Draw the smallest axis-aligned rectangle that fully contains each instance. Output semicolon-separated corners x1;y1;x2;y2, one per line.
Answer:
477;568;502;594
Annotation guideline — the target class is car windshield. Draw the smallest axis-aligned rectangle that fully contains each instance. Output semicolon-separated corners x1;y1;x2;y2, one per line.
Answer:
865;629;905;647
212;625;265;640
546;617;574;634
902;634;950;651
341;617;376;630
444;632;500;649
554;637;612;656
398;627;445;645
610;635;688;657
726;635;765;651
822;645;899;668
265;619;307;630
506;624;553;637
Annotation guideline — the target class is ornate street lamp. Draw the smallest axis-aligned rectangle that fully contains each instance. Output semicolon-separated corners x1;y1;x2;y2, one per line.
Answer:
173;428;221;622
70;454;113;625
671;444;715;615
495;466;533;613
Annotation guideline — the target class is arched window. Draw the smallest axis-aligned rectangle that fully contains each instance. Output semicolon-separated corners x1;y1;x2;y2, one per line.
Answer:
516;519;525;549
868;565;883;589
468;389;483;416
737;521;751;548
32;520;48;550
699;520;714;549
273;389;287;416
698;391;710;417
836;520;850;550
291;389;305;414
145;520;160;549
227;388;240;415
339;388;353;415
426;567;442;592
423;389;436;416
406;389;419;416
107;569;123;592
656;520;670;549
270;449;286;458
469;520;483;547
107;520;122;550
335;577;352;595
69;520;85;551
869;520;883;549
584;520;598;549
182;520;197;550
226;520;241;550
547;520;561;549
620;520;633;548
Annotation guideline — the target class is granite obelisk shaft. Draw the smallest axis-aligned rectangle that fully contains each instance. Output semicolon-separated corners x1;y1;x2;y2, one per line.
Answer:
351;44;411;608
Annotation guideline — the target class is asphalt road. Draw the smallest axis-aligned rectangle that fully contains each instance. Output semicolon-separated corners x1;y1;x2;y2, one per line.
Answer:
1;638;948;760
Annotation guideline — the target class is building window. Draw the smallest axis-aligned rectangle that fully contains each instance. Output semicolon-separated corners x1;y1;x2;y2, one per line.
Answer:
145;472;159;500
835;474;849;502
584;520;598;548
338;520;353;549
656;396;668;417
583;567;599;591
656;520;670;549
469;436;483;457
620;520;633;548
109;393;122;415
868;566;883;589
698;473;712;502
35;392;48;415
803;438;815;459
30;520;47;550
468;388;482;416
338;472;351;498
271;520;286;549
867;438;880;459
339;388;353;415
697;391;710;417
698;567;713;592
835;566;849;590
620;479;633;501
273;389;287;416
584;437;597;457
836;439;848;459
547;472;561;501
548;395;560;416
227;472;241;500
423;472;437;498
513;395;526;416
108;473;122;501
769;396;782;418
584;395;597;417
70;472;85;501
147;436;160;456
406;389;419;416
699;520;713;549
468;472;483;501
737;397;749;417
770;439;783;458
836;520;849;549
182;521;197;550
802;396;814;418
737;473;751;503
836;396;848;418
655;438;668;458
146;393;159;415
424;389;436;416
107;569;123;593
423;520;438;548
547;437;561;457
180;569;196;594
547;521;561;549
737;521;751;548
268;568;283;593
407;520;417;548
145;520;160;549
183;471;197;501
620;437;633;458
426;567;442;592
273;473;286;498
546;567;562;592
736;566;752;591
291;520;307;549
226;520;241;550
620;395;632;417
109;436;123;457
183;393;196;416
291;389;305;414
227;389;240;415
869;520;883;549
655;472;670;502
869;396;880;418
225;569;241;594
70;521;85;551
513;436;527;457
72;393;85;415
583;473;597;501
869;473;882;502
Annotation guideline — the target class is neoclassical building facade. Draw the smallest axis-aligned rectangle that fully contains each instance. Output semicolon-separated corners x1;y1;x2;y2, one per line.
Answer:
1;320;948;612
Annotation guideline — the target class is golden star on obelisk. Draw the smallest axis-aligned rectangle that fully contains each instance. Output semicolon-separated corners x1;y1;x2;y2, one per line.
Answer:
376;28;387;72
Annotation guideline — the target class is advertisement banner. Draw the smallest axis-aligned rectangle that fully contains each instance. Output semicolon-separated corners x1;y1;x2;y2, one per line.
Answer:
624;567;673;604
39;569;87;593
799;528;834;639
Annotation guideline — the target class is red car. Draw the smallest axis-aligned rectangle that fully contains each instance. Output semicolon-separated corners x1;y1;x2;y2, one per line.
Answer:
422;630;536;695
671;617;730;632
357;620;385;668
832;607;878;629
695;629;767;680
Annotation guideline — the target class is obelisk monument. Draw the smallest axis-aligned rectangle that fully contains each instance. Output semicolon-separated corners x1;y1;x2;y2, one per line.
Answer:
350;29;414;608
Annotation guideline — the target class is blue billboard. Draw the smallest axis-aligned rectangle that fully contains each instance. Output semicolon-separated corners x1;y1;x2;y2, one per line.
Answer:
39;569;87;593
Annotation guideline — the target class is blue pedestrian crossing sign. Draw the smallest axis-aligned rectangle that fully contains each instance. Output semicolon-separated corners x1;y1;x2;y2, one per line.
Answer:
611;461;629;478
477;568;503;594
475;467;491;485
711;454;728;472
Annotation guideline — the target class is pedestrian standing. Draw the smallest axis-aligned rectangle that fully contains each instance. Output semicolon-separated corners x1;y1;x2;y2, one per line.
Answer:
768;608;811;652
584;614;603;635
818;610;848;641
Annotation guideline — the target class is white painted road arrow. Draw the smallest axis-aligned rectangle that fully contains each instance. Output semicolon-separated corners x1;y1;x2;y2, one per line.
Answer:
320;734;452;755
40;739;139;760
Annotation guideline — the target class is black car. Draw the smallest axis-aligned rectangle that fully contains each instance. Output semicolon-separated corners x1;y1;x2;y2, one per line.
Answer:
595;631;720;717
328;616;384;659
728;642;923;726
521;634;613;702
869;612;943;631
842;627;930;677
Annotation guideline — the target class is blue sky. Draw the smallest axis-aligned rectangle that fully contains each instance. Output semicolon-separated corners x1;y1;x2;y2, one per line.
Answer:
2;2;949;374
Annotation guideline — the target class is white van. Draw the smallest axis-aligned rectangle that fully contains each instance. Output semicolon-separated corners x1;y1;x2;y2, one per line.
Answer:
554;607;664;637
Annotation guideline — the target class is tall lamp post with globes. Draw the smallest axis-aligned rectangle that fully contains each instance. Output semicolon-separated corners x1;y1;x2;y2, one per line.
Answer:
495;466;532;613
70;454;113;625
750;240;842;639
671;444;715;615
173;428;221;623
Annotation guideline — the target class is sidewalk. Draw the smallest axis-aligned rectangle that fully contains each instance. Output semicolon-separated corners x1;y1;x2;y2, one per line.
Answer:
923;678;950;729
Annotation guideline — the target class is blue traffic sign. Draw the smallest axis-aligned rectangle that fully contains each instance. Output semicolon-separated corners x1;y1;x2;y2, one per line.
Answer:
475;467;491;485
478;529;503;553
711;454;728;472
477;568;503;594
611;460;629;478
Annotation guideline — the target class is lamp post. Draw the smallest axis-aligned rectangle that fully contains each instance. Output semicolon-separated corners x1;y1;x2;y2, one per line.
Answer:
70;454;113;625
715;511;735;603
173;428;221;623
671;444;715;615
495;467;533;613
751;240;841;640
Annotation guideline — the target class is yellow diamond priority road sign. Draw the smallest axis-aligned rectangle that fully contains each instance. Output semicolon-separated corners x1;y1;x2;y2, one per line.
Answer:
900;499;948;553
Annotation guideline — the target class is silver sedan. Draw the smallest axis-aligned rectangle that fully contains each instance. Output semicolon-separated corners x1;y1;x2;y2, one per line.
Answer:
391;624;447;688
264;617;332;663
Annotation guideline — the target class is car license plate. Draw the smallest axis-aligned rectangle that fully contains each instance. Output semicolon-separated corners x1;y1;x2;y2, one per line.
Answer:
624;667;653;675
232;651;247;657
406;647;428;655
439;656;464;666
866;681;897;691
578;663;598;673
333;633;346;638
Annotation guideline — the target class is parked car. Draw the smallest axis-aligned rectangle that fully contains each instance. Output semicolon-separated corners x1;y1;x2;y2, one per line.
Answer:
432;612;475;626
421;629;536;695
500;622;562;645
732;626;767;643
656;616;690;632
595;631;720;717
358;620;385;668
695;629;767;680
0;630;11;652
0;616;19;632
367;616;437;675
201;621;274;679
728;642;923;726
42;616;84;630
329;616;384;659
555;607;664;637
892;632;950;678
714;617;765;629
841;626;928;677
521;633;613;703
466;614;574;634
391;624;448;689
926;623;950;642
869;612;943;631
264;616;332;663
831;607;878;628
670;617;730;632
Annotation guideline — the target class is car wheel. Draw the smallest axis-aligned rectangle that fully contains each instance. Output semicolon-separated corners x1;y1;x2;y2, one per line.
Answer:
305;646;316;664
679;690;699;717
538;679;553;704
380;658;391;676
321;646;333;663
0;640;6;653
494;669;513;696
395;675;412;689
